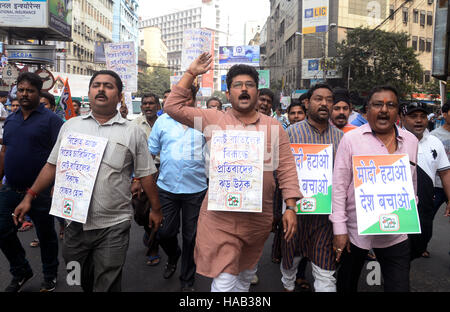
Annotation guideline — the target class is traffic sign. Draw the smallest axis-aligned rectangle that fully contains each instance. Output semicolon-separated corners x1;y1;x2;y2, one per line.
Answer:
35;68;56;92
1;64;19;86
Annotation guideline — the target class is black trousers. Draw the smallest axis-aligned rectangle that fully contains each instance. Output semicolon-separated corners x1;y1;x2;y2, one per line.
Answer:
157;187;207;288
336;240;410;292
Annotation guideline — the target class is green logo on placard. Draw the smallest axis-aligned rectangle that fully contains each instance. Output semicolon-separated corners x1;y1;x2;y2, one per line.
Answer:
379;214;400;231
226;193;242;209
63;199;74;217
300;198;316;212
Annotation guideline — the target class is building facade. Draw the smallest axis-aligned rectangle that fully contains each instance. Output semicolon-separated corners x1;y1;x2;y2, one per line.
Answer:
66;0;114;76
112;0;139;59
266;0;436;95
139;27;168;67
140;1;221;91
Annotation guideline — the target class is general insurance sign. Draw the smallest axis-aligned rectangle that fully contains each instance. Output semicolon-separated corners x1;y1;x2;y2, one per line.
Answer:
302;0;329;34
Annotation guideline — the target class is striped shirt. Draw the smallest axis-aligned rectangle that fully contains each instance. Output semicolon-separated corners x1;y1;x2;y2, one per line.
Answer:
286;119;343;270
48;112;157;231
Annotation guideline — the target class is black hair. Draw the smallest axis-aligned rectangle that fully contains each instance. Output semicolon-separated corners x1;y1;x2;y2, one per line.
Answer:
40;91;56;108
306;83;333;100
442;102;450;114
287;101;306;114
226;64;259;91
17;72;43;91
206;97;223;109
163;89;171;95
142;92;160;105
299;93;308;103
72;100;81;106
89;70;123;95
259;88;274;102
367;85;399;105
190;84;199;102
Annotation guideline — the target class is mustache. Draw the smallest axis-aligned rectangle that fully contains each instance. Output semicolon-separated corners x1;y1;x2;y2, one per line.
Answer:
336;114;346;120
318;107;329;113
239;93;250;100
95;93;108;100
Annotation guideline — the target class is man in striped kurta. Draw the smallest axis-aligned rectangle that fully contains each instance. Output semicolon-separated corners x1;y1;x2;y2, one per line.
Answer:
285;83;343;292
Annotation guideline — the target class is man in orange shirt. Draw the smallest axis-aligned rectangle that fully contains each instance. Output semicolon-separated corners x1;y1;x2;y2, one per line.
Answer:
330;88;357;133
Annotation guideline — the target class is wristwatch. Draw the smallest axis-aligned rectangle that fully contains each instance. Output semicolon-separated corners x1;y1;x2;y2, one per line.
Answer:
286;206;297;213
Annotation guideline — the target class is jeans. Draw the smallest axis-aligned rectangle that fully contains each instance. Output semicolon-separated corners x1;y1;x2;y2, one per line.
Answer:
157;187;207;288
0;184;58;279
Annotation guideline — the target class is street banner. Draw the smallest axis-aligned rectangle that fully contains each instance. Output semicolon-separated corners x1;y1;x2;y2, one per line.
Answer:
352;154;421;235
291;144;333;214
181;28;213;72
50;132;108;224
219;45;260;68
208;130;264;213
302;0;329;34
55;78;76;121
257;70;270;89
104;41;137;93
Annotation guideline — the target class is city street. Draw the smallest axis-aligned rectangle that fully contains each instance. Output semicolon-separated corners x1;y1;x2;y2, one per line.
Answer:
0;205;449;293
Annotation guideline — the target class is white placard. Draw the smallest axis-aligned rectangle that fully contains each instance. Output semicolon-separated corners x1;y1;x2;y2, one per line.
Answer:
104;41;137;93
181;28;212;72
208;130;264;213
50;132;108;224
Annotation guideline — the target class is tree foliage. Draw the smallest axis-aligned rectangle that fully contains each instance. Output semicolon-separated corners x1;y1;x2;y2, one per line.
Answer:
136;67;171;98
336;27;423;97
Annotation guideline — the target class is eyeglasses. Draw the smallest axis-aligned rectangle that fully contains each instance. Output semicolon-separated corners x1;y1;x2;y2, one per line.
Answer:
370;102;398;110
231;81;257;89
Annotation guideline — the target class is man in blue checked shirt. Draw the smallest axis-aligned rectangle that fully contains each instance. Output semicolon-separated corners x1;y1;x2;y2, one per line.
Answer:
148;84;207;292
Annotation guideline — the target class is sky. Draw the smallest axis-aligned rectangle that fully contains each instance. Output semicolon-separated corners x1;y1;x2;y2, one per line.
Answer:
137;0;270;45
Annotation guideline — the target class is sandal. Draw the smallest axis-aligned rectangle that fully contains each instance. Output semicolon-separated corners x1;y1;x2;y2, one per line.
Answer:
295;278;311;292
19;221;33;232
271;258;281;264
30;238;40;248
146;255;161;266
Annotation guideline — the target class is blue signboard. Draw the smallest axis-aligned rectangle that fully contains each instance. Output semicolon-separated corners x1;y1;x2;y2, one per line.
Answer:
219;46;260;68
221;75;227;91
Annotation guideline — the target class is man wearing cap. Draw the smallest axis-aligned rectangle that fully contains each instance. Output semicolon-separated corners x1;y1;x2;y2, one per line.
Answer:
330;88;357;133
401;102;450;259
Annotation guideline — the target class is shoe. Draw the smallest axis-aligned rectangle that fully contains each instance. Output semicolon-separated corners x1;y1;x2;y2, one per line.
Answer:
40;277;56;292
30;238;40;248
250;274;259;285
4;271;34;292
163;263;177;279
181;286;195;292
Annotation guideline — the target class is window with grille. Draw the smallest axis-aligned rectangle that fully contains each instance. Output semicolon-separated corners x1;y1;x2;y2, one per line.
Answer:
419;37;425;51
413;10;418;23
412;36;418;50
427;11;433;25
420;11;425;26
